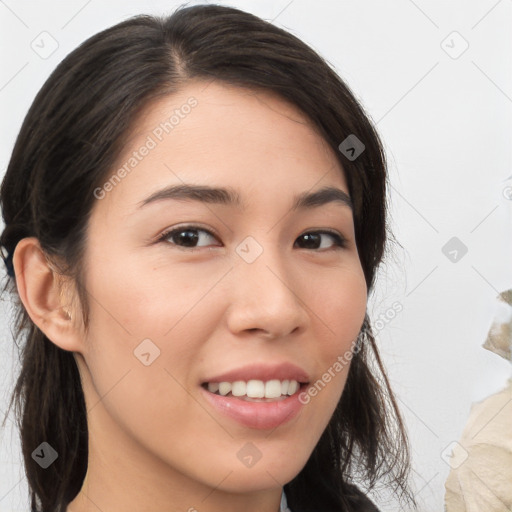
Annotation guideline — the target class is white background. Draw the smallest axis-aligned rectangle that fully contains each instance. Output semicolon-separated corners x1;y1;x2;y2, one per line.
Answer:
1;1;511;511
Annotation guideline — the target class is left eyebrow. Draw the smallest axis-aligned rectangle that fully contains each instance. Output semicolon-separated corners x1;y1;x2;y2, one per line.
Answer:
291;186;353;211
137;184;352;211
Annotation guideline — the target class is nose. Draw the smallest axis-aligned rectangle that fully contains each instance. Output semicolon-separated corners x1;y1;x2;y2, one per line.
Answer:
225;245;308;340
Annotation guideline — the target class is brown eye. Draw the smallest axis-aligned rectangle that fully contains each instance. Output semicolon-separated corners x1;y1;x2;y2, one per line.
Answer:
160;226;219;248
295;231;347;250
157;227;347;251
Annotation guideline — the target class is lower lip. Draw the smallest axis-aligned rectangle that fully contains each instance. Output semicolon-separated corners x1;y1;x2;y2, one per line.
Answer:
200;385;307;430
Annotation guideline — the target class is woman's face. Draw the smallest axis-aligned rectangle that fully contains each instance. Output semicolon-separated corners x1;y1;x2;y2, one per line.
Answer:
74;80;367;504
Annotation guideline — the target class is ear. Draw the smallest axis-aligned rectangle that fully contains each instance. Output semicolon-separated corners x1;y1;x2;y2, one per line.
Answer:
13;237;84;353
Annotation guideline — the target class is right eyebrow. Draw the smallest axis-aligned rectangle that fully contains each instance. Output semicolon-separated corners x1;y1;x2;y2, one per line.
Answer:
138;184;243;209
137;183;352;211
290;186;353;211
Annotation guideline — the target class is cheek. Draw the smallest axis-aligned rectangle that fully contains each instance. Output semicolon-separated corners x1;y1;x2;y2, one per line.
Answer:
310;264;368;348
79;267;221;467
80;257;226;416
84;248;227;339
300;265;367;405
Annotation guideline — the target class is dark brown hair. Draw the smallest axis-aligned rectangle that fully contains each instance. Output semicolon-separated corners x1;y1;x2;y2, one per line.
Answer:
1;4;417;512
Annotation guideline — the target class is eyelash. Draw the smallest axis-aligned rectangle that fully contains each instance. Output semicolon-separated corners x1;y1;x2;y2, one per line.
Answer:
156;225;348;251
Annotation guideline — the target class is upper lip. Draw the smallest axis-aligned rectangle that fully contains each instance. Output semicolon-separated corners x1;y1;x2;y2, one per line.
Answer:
202;362;310;384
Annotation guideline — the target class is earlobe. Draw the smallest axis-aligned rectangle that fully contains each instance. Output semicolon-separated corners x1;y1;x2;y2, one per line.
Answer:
13;237;83;353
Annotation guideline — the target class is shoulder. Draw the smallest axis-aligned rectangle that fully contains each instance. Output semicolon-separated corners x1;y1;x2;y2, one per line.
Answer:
285;481;381;512
343;483;381;512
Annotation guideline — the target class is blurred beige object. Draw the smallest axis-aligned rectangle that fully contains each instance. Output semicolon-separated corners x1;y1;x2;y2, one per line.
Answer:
482;290;512;361
444;290;512;512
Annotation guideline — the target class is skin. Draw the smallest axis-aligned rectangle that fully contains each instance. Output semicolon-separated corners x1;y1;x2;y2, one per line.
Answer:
14;80;368;512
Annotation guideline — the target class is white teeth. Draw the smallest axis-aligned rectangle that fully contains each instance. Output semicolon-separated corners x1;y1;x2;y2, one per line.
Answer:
287;380;299;395
206;379;302;398
207;382;219;393
265;379;283;399
231;381;246;397
246;379;265;398
218;382;232;396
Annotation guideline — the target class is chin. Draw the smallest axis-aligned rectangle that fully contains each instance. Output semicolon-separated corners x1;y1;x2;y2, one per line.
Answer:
213;466;300;493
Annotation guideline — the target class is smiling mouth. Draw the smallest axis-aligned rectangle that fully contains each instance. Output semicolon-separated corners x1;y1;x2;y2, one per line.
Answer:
200;378;310;429
201;379;309;402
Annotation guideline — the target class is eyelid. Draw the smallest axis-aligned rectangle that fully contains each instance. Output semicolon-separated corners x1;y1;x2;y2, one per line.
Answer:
298;229;348;250
155;224;349;250
156;224;220;248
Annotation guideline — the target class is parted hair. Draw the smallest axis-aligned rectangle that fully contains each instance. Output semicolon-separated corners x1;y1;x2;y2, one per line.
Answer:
1;4;417;512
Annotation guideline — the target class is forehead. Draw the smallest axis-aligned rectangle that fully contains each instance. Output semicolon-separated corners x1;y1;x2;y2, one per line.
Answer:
96;80;348;214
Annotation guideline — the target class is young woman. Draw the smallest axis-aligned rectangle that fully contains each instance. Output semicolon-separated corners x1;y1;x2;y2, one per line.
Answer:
1;5;416;512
